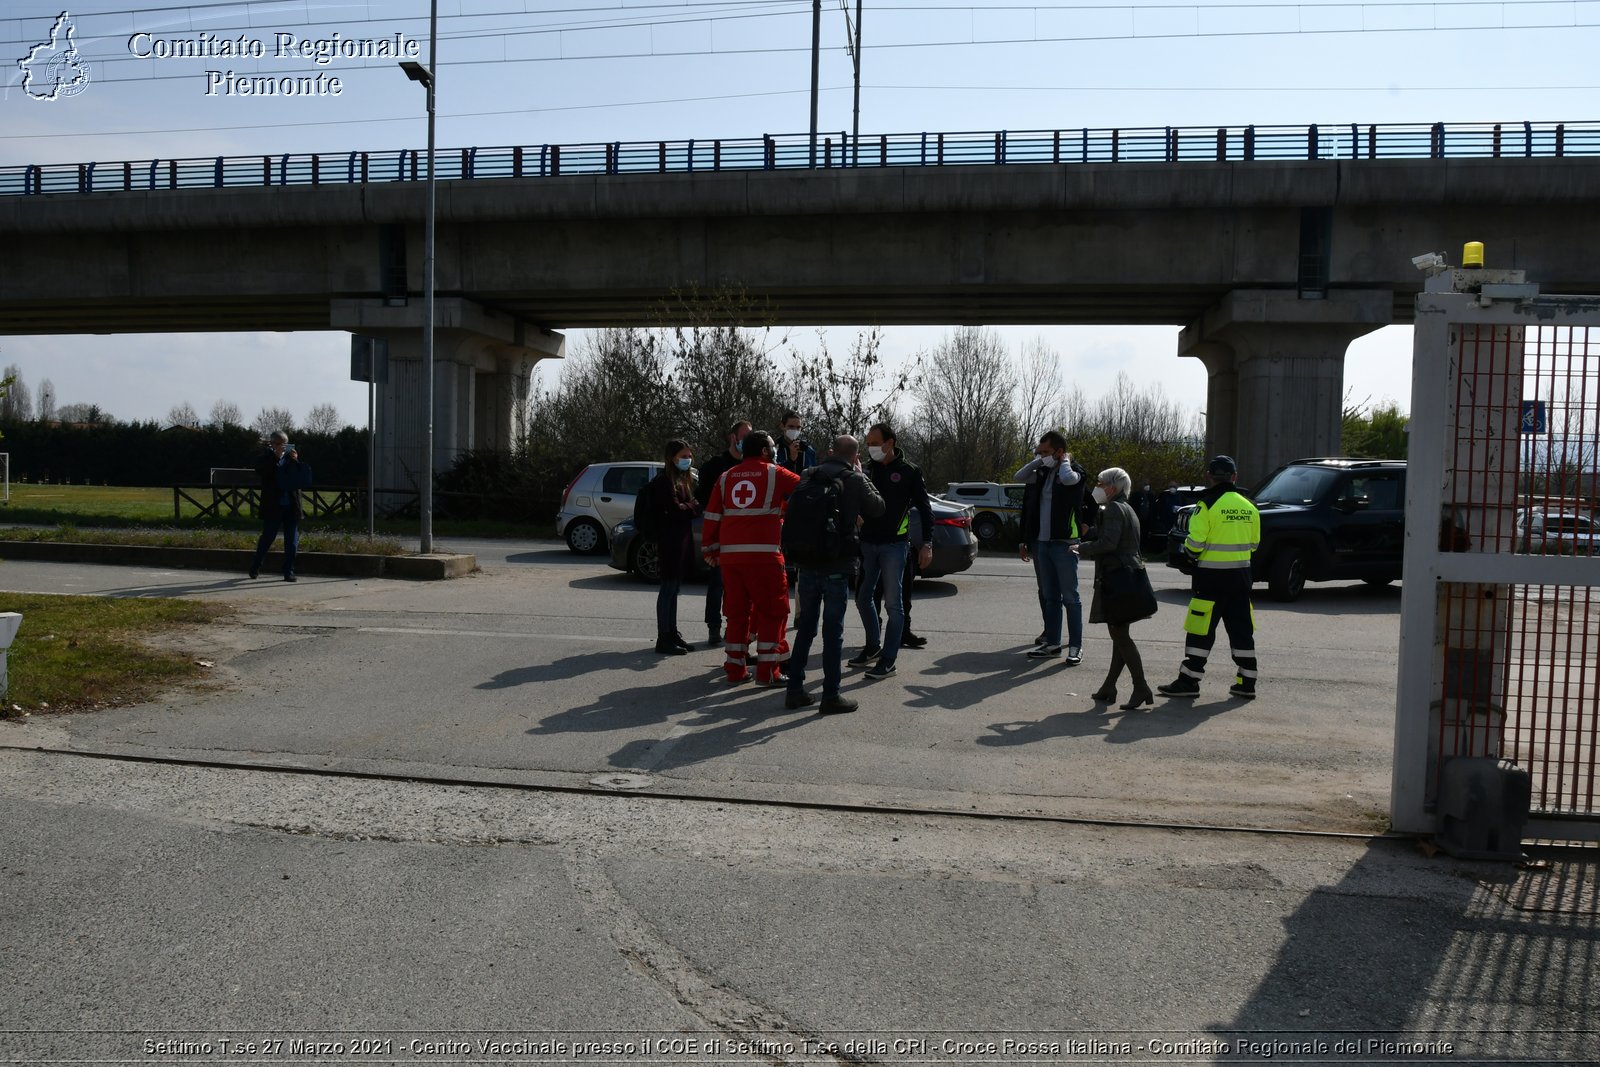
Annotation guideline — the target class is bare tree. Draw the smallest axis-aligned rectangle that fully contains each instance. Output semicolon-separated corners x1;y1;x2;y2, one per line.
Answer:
252;406;294;437
662;286;790;458
167;402;200;428
36;378;56;423
913;327;1019;483
209;399;242;428
57;402;110;425
789;327;918;444
303;402;343;435
1015;336;1063;442
0;364;31;422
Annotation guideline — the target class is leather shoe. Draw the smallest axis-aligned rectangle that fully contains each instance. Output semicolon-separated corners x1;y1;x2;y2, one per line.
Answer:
819;694;859;715
1090;687;1117;703
1120;688;1154;710
785;688;817;709
901;631;928;649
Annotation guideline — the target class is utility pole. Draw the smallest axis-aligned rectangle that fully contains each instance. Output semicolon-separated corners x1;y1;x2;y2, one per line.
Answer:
851;0;863;165
809;0;821;167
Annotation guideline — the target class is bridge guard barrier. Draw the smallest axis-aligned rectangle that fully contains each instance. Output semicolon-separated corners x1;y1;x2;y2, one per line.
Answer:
1395;274;1600;843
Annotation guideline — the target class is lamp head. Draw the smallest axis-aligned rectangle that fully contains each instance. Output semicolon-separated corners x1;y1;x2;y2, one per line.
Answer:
399;61;433;88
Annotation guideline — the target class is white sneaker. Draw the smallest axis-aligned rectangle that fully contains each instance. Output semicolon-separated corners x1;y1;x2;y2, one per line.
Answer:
1065;646;1082;665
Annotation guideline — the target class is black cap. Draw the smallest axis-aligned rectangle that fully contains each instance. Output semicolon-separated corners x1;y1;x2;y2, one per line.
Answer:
1207;455;1238;477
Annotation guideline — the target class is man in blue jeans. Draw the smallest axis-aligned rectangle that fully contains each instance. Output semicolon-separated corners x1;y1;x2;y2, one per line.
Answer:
1016;430;1087;664
784;435;885;713
851;423;934;680
249;430;306;583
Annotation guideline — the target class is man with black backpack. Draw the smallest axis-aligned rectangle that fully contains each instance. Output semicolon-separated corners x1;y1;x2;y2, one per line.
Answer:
781;435;885;714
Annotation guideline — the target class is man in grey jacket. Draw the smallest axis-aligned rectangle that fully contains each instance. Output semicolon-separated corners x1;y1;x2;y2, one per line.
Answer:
784;435;885;714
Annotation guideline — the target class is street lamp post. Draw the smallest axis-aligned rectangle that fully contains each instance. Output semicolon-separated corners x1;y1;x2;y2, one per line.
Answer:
399;0;438;555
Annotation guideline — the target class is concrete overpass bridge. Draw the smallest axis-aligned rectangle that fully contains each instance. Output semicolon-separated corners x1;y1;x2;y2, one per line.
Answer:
4;120;1597;483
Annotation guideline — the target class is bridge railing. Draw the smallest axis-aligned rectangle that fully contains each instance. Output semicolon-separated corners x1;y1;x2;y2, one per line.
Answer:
4;120;1597;197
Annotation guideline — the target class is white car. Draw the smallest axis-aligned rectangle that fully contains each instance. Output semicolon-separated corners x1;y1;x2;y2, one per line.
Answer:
556;461;662;554
943;481;1025;543
1516;509;1600;556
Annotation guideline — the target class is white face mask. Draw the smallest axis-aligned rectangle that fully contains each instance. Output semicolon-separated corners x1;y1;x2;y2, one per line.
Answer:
784;428;801;441
1092;486;1109;505
1040;454;1058;468
867;445;887;462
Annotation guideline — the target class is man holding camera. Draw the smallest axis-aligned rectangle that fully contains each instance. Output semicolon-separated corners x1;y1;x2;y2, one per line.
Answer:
777;410;816;477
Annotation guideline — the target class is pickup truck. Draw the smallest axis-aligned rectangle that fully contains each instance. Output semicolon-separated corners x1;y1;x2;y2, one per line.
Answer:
1167;458;1406;601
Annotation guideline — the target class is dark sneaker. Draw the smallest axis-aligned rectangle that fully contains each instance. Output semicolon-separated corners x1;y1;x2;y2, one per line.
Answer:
864;662;897;679
847;646;882;667
1034;631;1047;646
248;565;259;580
901;631;928;649
707;627;722;649
1027;644;1062;659
785;688;817;709
1228;682;1257;699
819;695;859;715
283;574;297;582
1157;676;1201;697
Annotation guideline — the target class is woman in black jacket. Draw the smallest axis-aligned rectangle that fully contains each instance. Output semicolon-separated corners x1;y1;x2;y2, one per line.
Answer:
651;439;701;655
1078;466;1153;709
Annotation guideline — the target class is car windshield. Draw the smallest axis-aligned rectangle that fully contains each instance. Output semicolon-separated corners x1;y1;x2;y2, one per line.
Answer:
1548;516;1593;534
1253;465;1343;506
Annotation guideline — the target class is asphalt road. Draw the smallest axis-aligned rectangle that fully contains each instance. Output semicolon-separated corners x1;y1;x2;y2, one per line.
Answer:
2;544;1594;1065
1;542;1402;830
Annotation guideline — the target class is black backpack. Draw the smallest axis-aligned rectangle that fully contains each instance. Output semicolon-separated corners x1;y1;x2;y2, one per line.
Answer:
781;467;847;565
633;474;662;539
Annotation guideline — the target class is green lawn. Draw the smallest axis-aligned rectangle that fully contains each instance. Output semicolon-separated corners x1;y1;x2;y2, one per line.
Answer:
0;484;555;540
0;593;227;713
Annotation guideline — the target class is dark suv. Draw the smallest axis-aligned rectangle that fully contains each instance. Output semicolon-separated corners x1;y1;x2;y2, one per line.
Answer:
1167;458;1406;601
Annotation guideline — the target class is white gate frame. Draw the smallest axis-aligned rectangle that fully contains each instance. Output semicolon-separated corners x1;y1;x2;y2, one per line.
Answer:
1394;269;1600;840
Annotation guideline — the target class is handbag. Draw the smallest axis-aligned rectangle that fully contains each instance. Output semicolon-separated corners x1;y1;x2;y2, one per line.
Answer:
1102;561;1158;624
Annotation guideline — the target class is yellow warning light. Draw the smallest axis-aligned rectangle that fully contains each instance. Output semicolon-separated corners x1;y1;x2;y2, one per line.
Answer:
1462;241;1485;268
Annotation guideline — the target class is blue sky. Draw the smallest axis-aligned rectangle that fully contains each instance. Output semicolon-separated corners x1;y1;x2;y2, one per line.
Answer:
3;0;1594;430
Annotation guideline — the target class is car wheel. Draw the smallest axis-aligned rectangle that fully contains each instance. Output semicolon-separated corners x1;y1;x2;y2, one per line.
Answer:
1362;576;1395;589
1268;547;1306;602
973;514;1002;544
634;538;661;583
565;518;605;555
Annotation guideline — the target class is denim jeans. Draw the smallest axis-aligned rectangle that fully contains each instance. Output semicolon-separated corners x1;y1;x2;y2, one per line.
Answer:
856;540;909;666
252;513;299;577
1032;539;1082;648
788;566;849;697
656;577;681;636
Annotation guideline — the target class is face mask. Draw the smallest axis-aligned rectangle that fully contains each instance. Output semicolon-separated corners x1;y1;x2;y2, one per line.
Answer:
1092;486;1109;505
867;445;887;462
1040;454;1058;468
675;457;692;472
784;428;801;441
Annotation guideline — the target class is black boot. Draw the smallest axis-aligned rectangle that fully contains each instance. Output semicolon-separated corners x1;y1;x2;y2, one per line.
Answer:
672;632;694;652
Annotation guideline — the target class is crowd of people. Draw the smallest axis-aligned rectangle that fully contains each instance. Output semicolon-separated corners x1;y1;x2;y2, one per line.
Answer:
642;413;1262;716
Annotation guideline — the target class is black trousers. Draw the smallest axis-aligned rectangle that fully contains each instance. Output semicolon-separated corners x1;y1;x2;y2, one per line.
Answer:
1179;569;1257;689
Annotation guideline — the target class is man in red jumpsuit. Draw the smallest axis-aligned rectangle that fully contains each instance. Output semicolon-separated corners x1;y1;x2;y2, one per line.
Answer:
702;430;801;685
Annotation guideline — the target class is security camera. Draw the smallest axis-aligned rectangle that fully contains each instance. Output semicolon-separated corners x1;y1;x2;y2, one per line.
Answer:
1411;252;1447;273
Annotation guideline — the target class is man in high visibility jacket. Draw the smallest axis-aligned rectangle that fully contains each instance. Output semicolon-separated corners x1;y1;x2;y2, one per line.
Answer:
702;430;801;685
1158;455;1262;699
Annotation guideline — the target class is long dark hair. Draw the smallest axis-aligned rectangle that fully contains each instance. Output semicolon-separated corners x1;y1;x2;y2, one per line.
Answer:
664;439;693;492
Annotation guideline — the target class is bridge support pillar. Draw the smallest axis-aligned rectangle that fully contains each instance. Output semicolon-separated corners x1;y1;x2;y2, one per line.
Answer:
1179;289;1390;483
331;299;564;495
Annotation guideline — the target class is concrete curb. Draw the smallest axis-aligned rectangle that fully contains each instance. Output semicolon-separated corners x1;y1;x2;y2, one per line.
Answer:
0;540;476;581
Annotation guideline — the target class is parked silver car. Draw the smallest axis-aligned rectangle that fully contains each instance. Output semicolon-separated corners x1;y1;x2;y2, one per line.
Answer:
1516;509;1600;555
556;461;662;554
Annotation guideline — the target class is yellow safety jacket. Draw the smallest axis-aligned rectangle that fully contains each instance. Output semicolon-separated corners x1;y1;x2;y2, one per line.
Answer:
1183;489;1260;570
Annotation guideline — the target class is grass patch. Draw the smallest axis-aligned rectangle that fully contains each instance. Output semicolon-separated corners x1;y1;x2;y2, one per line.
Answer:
0;593;229;713
1;485;555;540
0;524;407;556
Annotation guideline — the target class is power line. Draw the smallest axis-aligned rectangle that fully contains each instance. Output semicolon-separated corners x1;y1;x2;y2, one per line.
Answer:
16;12;1589;90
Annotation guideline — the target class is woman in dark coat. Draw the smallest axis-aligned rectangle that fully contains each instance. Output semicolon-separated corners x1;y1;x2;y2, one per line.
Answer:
651;439;701;655
1077;466;1152;709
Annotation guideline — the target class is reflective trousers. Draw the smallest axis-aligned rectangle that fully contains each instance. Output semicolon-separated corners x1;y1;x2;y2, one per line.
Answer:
720;555;791;684
1179;569;1257;690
